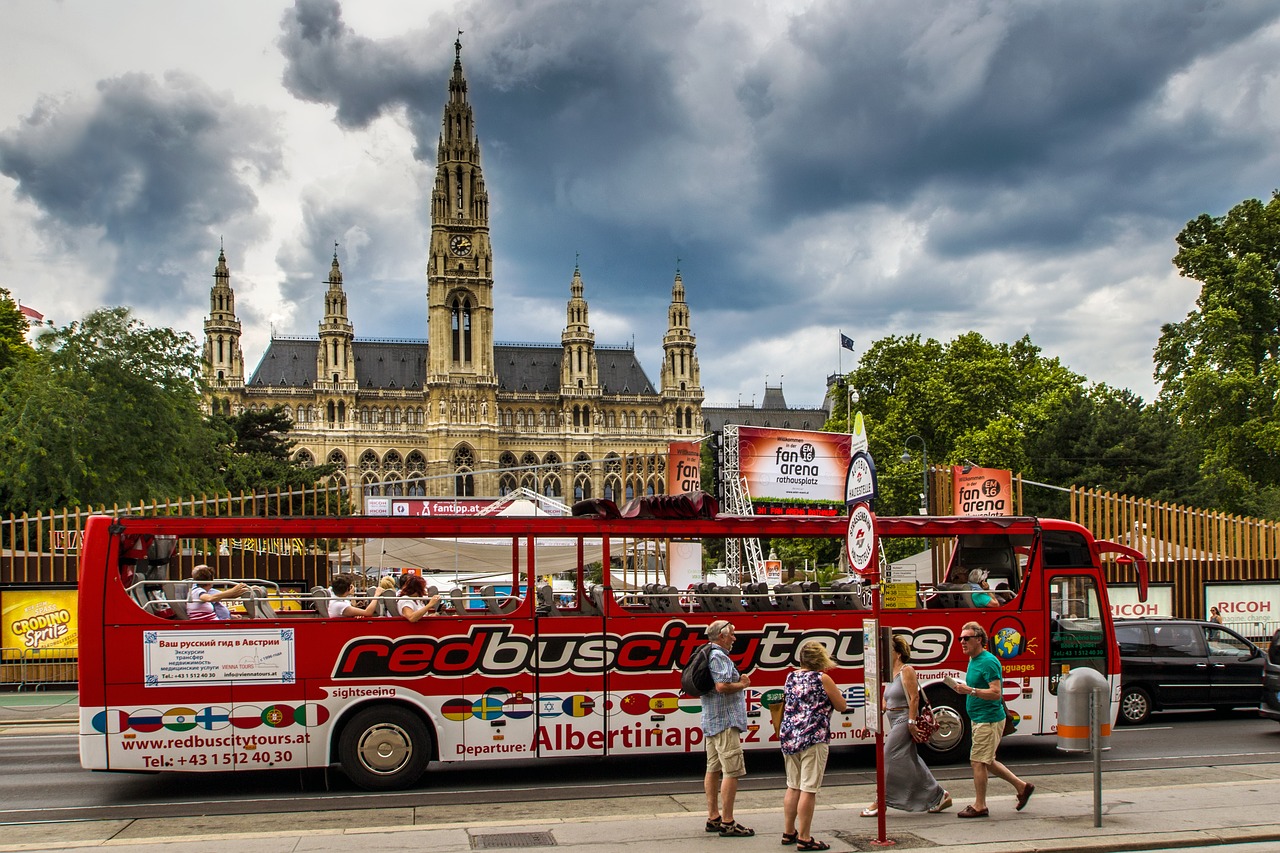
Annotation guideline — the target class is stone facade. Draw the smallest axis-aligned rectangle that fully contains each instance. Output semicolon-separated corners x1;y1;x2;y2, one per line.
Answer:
203;40;705;505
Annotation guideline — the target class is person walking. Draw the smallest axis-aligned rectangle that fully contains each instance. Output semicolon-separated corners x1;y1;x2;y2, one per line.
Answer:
1209;606;1224;625
701;620;754;838
862;634;950;817
779;640;847;851
952;621;1034;818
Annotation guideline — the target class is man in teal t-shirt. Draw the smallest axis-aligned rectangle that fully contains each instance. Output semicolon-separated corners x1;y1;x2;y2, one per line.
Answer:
953;621;1034;819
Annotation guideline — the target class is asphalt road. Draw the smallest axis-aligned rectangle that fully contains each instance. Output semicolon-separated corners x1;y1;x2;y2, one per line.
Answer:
2;708;1277;826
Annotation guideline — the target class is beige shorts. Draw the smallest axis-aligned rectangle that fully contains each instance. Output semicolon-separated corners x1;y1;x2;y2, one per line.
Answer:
705;728;746;778
783;743;829;794
970;720;1004;765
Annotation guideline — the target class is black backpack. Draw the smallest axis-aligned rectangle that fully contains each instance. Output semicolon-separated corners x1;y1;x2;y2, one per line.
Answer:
681;643;716;696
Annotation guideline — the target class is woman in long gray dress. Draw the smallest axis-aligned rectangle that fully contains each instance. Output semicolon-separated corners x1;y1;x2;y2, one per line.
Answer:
862;634;951;815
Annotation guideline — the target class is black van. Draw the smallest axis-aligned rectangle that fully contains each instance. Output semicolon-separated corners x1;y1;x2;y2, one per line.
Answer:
1115;617;1264;724
1260;628;1280;724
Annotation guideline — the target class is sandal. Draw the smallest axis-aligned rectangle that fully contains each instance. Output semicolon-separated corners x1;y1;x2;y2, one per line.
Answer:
706;816;724;833
719;821;756;838
781;831;798;845
797;839;830;851
928;792;952;813
860;806;878;817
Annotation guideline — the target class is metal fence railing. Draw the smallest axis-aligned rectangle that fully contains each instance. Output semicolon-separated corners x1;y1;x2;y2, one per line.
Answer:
0;647;78;690
1223;620;1280;647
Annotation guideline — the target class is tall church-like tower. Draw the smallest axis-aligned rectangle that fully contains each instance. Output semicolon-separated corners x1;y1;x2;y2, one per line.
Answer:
427;38;496;396
202;245;244;413
661;270;702;433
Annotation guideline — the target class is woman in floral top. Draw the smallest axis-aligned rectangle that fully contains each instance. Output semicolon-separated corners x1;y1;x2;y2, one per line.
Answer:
779;641;847;851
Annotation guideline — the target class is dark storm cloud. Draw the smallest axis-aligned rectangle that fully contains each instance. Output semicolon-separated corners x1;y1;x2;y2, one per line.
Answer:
269;0;1280;403
746;0;1280;251
0;71;283;306
278;0;690;169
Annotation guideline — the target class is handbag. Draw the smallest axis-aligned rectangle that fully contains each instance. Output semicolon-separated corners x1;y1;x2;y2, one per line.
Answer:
911;694;940;743
1003;708;1018;736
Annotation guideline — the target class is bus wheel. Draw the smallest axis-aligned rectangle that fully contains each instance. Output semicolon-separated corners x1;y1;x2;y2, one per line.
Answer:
338;706;432;790
918;692;970;764
1119;686;1151;725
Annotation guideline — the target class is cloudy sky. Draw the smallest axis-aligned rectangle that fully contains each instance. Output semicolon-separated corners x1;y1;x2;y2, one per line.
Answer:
3;1;1278;410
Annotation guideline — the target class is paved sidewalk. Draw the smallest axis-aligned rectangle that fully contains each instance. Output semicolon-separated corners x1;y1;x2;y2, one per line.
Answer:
5;694;1279;852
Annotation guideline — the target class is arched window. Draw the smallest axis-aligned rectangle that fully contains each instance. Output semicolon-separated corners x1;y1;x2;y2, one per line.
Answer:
450;295;473;364
453;445;475;497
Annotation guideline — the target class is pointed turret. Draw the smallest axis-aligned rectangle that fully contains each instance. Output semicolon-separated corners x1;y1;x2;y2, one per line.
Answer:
661;268;703;434
427;36;496;394
317;245;357;389
560;261;599;397
202;244;245;388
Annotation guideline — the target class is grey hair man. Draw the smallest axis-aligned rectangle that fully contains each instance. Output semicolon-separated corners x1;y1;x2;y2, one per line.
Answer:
701;619;754;838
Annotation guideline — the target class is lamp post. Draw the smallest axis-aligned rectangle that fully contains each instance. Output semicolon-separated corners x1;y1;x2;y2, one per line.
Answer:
847;386;859;433
901;435;928;515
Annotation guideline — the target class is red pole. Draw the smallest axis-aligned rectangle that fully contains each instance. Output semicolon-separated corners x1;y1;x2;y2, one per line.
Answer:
870;584;895;847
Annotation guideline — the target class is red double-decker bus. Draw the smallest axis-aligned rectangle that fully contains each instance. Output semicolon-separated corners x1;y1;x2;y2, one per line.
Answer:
77;511;1146;789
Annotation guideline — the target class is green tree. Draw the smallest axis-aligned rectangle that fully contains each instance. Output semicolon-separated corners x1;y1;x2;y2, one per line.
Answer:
1023;385;1203;517
0;307;223;514
210;404;340;513
0;288;35;371
1155;192;1280;516
837;332;1084;522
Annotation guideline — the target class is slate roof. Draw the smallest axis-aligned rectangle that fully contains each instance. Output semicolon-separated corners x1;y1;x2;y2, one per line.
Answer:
247;338;657;397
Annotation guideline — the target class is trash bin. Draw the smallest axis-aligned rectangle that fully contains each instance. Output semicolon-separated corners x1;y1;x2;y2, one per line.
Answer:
1056;666;1111;753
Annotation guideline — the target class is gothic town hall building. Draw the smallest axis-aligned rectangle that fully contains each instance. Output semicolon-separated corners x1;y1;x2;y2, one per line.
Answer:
200;41;706;505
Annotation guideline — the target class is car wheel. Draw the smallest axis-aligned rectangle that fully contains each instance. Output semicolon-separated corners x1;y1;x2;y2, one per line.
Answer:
918;689;971;764
338;705;432;790
1119;685;1151;725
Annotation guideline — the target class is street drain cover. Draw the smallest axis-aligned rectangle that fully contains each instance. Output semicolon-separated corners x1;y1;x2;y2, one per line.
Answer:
470;831;557;849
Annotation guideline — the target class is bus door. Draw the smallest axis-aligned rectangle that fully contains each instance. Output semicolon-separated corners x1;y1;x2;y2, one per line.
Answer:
1045;573;1109;713
597;580;695;758
454;556;539;761
532;537;608;758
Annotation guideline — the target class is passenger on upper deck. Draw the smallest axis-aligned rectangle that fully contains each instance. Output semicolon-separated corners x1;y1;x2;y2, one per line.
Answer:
967;570;998;608
397;574;443;622
328;575;379;618
188;565;248;620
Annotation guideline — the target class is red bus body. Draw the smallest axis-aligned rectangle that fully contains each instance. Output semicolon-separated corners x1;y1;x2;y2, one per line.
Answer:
77;513;1146;789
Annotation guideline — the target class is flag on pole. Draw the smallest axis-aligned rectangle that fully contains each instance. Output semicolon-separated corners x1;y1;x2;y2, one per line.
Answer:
840;332;855;351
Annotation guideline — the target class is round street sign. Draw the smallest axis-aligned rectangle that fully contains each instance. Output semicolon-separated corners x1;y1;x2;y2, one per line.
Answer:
846;503;877;578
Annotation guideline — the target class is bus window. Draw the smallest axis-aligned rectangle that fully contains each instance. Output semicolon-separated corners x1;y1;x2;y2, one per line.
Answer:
1047;574;1107;693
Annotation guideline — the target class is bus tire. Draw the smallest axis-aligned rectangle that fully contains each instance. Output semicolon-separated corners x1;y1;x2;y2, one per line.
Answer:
338;705;432;790
918;690;970;764
1119;686;1151;725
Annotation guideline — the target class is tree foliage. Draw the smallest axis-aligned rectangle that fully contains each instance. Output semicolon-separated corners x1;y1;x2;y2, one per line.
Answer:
833;332;1084;519
1155;192;1280;516
0;308;223;513
0;288;35;371
209;404;340;512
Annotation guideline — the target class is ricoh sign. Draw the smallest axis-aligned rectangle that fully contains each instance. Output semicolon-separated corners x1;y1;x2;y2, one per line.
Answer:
1108;585;1173;618
1205;584;1280;620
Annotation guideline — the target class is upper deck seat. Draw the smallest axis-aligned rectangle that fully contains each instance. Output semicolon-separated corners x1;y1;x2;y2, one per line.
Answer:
773;583;807;611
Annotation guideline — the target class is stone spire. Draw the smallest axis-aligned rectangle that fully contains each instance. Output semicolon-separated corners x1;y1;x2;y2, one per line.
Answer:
561;259;599;395
317;244;357;388
202;243;244;386
661;268;703;433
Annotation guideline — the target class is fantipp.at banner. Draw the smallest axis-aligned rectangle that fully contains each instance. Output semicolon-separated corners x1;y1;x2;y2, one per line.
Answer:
735;427;853;506
1;589;78;652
